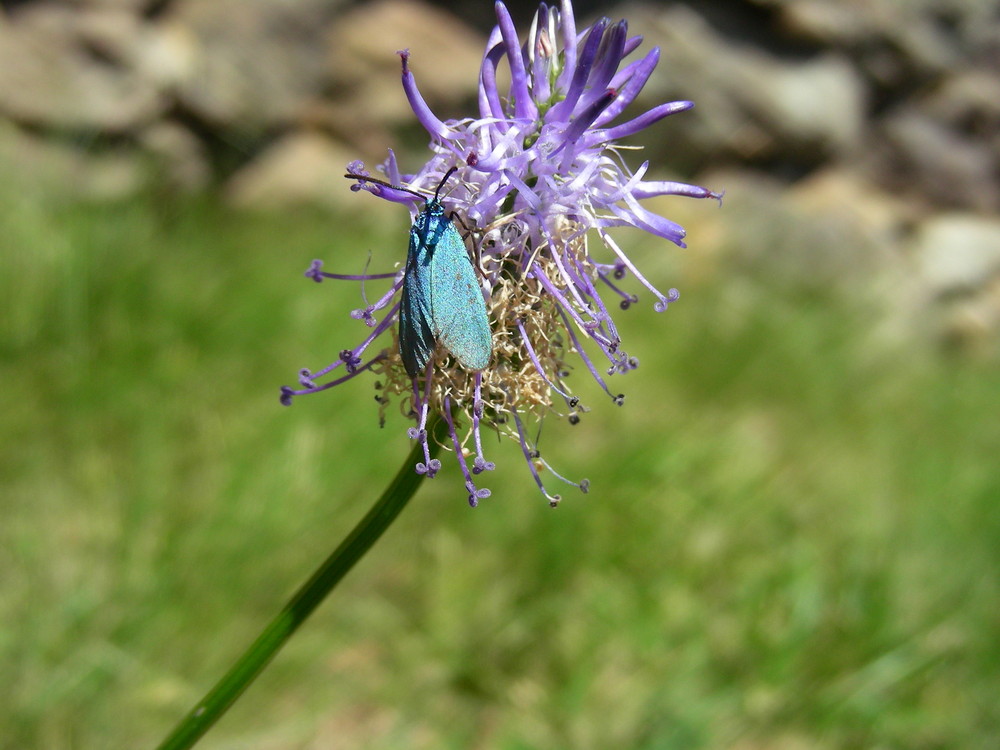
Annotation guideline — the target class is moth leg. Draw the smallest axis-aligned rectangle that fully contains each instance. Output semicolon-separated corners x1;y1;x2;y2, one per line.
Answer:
446;210;490;280
447;210;478;237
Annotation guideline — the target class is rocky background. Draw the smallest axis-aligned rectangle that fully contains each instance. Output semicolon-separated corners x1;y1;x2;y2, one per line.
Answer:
2;0;998;349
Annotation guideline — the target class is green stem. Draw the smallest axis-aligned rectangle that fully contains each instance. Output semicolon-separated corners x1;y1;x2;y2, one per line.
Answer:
155;415;443;750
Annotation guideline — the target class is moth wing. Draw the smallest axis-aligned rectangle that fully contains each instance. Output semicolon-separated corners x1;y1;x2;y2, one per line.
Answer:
398;220;436;378
429;219;492;372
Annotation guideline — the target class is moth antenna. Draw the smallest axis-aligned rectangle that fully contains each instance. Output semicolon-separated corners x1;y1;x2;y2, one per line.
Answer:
346;168;462;204
433;167;459;202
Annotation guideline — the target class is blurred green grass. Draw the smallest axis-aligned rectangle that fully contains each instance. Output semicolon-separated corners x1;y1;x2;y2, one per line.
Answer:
1;191;998;750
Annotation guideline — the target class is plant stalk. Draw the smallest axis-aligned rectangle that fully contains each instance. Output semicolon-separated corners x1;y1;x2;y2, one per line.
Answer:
155;416;443;750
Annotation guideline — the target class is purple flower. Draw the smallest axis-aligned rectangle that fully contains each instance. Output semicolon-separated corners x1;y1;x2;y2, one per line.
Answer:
282;0;721;507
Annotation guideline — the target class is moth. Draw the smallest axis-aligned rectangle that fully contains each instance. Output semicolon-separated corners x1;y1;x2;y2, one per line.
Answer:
346;168;491;378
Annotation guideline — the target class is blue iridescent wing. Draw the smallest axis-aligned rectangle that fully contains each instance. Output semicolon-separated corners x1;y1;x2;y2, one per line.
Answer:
398;212;436;378
427;206;492;372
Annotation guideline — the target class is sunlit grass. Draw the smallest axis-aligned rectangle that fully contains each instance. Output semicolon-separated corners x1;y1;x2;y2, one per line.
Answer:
1;193;997;749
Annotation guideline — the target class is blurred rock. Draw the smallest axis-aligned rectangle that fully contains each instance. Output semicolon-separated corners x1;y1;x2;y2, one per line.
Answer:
61;0;156;9
620;3;866;170
295;99;398;168
775;0;868;45
0;2;165;131
909;213;1000;349
703;167;901;295
774;0;961;81
224;130;356;209
941;276;1000;352
163;0;345;130
327;0;485;126
763;54;865;154
787;167;912;256
877;110;1000;212
0;120;144;200
922;68;1000;133
73;4;144;55
137;121;210;191
912;214;1000;295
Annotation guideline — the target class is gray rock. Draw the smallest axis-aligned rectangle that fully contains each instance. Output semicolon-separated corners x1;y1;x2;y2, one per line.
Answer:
776;1;870;45
0;120;145;200
759;54;865;155
617;3;867;168
224;130;358;209
73;5;154;66
0;3;165;131
710;167;906;293
137;121;211;191
774;0;962;79
327;0;485;125
907;212;1000;348
940;276;1000;351
912;213;1000;294
59;0;156;10
921;68;1000;130
164;0;347;131
877;109;1000;212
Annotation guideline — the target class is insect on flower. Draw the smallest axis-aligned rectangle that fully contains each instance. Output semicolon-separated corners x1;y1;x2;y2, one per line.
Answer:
281;0;723;507
344;167;492;379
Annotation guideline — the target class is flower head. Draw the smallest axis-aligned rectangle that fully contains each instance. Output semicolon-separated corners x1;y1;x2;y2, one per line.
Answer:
282;0;721;507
